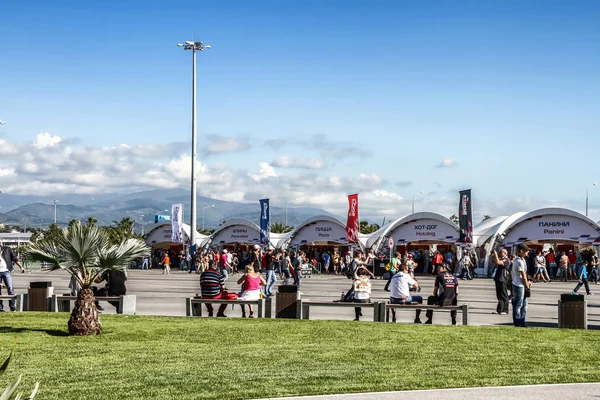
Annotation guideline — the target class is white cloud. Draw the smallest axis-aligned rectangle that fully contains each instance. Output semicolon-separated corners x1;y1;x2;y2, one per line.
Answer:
270;156;327;169
204;135;250;154
33;132;62;149
436;159;456;168
0;167;15;176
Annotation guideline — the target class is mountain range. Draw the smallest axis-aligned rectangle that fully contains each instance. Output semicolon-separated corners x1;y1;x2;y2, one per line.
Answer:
0;189;338;231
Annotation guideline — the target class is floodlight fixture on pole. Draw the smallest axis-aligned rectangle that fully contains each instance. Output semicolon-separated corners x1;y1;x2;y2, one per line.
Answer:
586;182;597;217
0;120;6;125
285;199;298;227
178;39;210;254
412;191;425;214
52;200;59;224
202;204;215;231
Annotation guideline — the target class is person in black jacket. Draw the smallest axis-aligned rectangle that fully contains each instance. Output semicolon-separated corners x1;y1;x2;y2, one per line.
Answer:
92;269;127;311
492;248;510;315
0;244;24;312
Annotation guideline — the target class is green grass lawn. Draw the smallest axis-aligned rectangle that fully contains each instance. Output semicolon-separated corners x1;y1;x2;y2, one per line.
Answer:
1;313;599;400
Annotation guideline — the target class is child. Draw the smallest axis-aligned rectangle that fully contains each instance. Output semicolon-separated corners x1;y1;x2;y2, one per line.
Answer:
572;261;593;296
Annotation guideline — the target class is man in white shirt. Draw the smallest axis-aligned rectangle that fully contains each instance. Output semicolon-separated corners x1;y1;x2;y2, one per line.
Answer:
389;263;423;323
512;243;532;327
1;244;24;312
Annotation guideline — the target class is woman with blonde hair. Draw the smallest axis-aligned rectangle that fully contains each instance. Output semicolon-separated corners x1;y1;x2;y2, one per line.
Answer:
237;263;266;318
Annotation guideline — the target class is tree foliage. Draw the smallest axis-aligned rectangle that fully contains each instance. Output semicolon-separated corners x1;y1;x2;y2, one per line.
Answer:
359;220;380;234
271;222;294;234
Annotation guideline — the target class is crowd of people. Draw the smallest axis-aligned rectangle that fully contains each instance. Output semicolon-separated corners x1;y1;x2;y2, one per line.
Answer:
127;243;599;327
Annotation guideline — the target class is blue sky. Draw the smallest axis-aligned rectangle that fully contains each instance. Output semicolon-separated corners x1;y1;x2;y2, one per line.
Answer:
1;0;599;221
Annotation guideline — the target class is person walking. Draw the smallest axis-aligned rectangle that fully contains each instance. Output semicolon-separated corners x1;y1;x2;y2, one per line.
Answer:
533;250;550;283
352;266;373;321
512;243;532;327
590;255;599;285
492;248;510;315
264;249;277;297
571;261;593;296
384;251;402;292
219;249;231;282
459;251;474;280
568;250;577;280
558;251;569;282
0;244;24;312
280;250;292;285
161;251;171;275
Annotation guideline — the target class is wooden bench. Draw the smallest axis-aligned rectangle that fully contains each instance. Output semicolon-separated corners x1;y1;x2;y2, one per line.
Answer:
0;294;25;312
298;300;384;322
382;303;469;325
51;294;136;314
185;297;266;318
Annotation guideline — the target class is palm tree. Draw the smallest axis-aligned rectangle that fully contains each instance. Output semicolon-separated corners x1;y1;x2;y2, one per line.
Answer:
26;221;148;336
86;216;98;227
271;222;294;234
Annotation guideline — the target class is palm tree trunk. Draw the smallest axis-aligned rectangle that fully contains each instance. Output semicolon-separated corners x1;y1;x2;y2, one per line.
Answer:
68;288;102;336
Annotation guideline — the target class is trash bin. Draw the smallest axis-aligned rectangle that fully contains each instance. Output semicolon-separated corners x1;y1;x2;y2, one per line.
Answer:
276;285;300;319
558;293;587;329
28;281;54;311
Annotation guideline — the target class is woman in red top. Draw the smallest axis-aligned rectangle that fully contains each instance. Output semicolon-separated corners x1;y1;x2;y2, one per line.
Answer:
237;263;266;318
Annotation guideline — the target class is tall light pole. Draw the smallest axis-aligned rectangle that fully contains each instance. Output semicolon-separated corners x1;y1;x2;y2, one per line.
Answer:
586;183;597;217
178;40;211;254
52;200;59;224
202;204;214;231
285;199;298;227
412;191;425;214
22;217;28;233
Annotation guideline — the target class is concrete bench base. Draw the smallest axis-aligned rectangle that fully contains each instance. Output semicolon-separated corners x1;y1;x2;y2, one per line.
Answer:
51;295;136;314
299;300;384;322
0;294;25;312
383;303;469;325
186;298;265;318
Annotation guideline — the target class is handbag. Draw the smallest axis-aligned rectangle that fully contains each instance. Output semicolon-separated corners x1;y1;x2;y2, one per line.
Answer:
524;286;531;298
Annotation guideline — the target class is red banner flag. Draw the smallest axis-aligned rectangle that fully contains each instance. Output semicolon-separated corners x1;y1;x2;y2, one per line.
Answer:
346;193;359;243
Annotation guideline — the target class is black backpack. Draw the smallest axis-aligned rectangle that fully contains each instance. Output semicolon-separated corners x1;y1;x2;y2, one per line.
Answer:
345;261;357;279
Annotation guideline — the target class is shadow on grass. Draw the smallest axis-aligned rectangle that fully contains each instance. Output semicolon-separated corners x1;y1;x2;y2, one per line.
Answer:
496;322;600;330
0;326;68;336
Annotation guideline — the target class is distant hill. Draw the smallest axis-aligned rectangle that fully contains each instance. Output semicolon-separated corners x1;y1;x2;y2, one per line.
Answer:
0;189;339;230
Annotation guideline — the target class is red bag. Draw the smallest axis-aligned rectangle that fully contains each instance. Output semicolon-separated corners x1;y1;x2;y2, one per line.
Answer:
221;290;238;300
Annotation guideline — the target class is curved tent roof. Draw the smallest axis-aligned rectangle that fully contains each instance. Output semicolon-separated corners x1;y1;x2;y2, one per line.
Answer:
473;213;527;248
366;212;460;252
276;215;360;250
499;208;600;246
145;221;207;247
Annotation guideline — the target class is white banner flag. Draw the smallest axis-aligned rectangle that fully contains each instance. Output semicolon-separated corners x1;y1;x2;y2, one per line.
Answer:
171;203;183;243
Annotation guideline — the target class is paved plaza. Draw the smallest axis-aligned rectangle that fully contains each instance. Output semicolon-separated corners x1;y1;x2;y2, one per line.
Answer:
8;267;600;328
266;383;600;400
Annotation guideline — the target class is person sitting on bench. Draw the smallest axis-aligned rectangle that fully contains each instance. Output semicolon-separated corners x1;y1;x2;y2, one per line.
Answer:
389;262;423;323
93;269;127;311
426;263;459;325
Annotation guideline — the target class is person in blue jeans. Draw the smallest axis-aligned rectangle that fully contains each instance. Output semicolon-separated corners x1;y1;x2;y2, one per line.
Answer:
264;249;277;297
572;261;593;296
0;244;25;312
512;244;532;327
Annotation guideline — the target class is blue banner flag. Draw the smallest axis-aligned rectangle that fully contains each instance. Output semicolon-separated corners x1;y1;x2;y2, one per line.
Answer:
259;198;270;244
